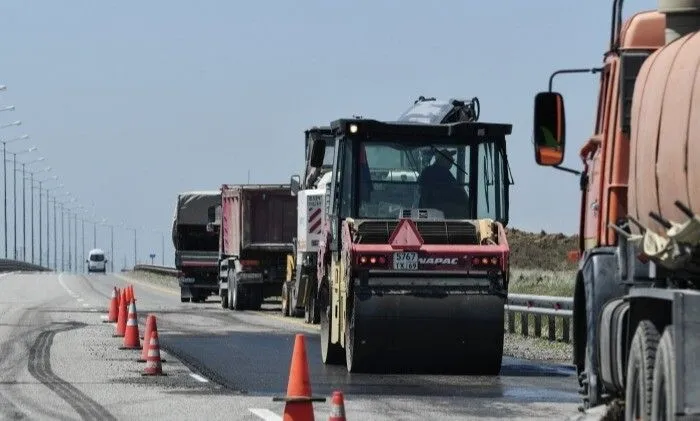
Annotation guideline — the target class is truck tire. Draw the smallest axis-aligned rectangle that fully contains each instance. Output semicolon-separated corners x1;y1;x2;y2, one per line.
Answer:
248;285;263;310
651;327;675;421
221;289;228;309
625;320;660;421
319;282;344;365
304;280;319;324
281;282;291;316
229;269;246;311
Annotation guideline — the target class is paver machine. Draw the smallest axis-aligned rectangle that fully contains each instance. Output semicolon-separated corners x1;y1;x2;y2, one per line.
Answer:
531;1;700;419
309;97;515;373
284;126;336;323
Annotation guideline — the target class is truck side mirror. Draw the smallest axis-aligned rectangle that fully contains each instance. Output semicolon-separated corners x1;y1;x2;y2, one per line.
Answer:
290;174;301;196
533;91;566;166
309;138;326;168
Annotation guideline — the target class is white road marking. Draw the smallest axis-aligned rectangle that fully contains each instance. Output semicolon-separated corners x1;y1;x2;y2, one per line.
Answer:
82;303;91;307
58;273;79;297
189;373;209;383
248;408;282;421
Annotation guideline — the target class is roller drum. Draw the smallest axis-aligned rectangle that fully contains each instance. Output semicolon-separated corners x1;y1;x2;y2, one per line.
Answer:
348;286;505;374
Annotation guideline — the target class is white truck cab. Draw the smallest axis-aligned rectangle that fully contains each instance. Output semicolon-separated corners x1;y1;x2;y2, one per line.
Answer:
86;248;107;273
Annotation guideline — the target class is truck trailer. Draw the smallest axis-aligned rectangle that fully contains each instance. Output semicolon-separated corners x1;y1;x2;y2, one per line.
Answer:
214;184;297;311
172;190;221;303
531;1;700;419
305;105;514;373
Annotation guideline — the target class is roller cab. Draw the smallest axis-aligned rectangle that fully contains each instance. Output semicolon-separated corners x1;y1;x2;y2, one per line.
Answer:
317;117;514;373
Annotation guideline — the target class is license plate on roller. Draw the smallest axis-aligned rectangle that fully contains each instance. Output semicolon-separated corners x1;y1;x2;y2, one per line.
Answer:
393;252;418;270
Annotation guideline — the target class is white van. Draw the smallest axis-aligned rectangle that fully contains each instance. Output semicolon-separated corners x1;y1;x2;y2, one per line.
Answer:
87;248;108;273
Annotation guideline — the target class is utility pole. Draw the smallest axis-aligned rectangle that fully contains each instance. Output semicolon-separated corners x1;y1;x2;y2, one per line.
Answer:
110;224;114;272
53;198;57;270
30;172;34;264
38;181;42;266
73;213;77;272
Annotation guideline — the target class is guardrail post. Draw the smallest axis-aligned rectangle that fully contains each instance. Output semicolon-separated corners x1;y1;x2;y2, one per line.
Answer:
562;318;570;343
521;313;529;337
534;314;542;338
507;312;515;334
548;316;556;341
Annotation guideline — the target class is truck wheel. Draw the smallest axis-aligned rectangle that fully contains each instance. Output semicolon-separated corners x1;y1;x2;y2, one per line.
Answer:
319;282;344;365
230;272;245;311
281;282;291;317
625;320;660;421
304;282;319;324
249;286;263;310
220;289;228;309
651;327;675;421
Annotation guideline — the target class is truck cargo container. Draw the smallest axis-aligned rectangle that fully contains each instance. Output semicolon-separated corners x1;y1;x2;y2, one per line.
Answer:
172;191;221;303
213;184;297;310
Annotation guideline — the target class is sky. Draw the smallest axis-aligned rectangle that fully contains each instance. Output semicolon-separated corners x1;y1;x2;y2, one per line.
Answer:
0;0;659;268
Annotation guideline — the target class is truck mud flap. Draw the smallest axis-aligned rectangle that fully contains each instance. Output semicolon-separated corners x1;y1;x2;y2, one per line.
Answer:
350;286;505;374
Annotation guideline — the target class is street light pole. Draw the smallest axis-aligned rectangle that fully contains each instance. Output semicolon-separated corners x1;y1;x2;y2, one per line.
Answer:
53;198;57;270
81;218;85;272
3;142;7;258
60;203;64;271
133;228;137;267
73;213;77;272
30;172;34;264
21;163;25;261
111;224;115;272
38;181;42;266
12;154;16;260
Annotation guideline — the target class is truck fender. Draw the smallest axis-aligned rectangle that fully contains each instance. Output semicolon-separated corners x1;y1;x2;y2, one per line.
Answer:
576;246;627;406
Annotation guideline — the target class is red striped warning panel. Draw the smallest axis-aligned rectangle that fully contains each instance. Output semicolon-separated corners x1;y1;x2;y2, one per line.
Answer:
308;207;322;234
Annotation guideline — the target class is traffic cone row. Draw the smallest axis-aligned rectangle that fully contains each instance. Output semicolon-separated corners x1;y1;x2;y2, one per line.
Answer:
104;284;165;376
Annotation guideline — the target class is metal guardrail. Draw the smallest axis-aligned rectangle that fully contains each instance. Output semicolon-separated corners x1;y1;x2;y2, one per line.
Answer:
0;259;52;272
505;293;573;343
130;265;574;342
133;264;180;276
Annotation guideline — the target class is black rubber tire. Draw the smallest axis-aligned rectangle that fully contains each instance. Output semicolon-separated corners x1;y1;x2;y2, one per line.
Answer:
625;320;660;421
220;289;228;309
248;285;263;310
180;297;189;303
319;282;344;365
651;327;675;421
230;270;246;311
281;282;290;317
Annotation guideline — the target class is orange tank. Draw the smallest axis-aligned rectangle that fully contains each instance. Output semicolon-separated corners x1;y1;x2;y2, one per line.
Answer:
628;28;700;236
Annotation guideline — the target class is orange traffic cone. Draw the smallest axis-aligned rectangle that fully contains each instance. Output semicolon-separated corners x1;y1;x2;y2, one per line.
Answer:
272;334;326;420
129;284;136;302
119;299;141;350
103;286;119;323
328;391;346;421
113;289;128;337
137;314;166;362
142;325;166;376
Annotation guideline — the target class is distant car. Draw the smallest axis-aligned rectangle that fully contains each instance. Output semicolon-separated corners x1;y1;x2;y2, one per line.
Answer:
86;248;108;273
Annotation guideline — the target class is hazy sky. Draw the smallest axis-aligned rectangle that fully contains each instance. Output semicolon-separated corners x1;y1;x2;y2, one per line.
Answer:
0;0;658;267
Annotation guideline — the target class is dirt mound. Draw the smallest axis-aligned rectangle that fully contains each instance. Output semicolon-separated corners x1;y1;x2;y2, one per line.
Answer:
506;227;578;271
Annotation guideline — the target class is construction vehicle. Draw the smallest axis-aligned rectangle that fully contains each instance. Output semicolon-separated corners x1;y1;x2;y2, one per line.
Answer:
302;98;514;373
172;191;221;303
285;126;335;323
531;1;700;419
284;98;484;325
213;184;297;311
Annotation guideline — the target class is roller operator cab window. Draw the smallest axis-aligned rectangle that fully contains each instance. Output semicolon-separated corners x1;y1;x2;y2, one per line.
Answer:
351;137;507;222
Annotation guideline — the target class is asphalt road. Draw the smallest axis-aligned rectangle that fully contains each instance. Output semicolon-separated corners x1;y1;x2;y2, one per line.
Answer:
0;271;583;420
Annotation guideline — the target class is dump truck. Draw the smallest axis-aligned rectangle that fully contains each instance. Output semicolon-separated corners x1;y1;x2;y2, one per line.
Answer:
213;184;297;311
284;126;335;323
306;101;514;373
532;1;700;419
172;190;221;303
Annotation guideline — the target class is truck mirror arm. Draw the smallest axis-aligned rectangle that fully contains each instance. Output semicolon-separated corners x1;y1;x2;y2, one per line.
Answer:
553;165;582;175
